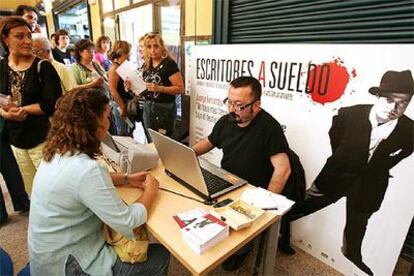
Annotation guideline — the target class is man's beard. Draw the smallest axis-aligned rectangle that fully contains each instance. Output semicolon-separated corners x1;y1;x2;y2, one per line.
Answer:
229;112;253;124
229;112;241;123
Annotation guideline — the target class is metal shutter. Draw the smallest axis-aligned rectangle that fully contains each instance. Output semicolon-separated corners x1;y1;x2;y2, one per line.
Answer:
213;0;414;43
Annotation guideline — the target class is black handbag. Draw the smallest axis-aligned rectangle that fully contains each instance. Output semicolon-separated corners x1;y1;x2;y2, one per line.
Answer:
126;96;140;116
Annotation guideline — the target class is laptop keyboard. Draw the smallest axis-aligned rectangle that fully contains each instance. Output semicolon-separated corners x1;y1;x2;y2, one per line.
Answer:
201;167;233;195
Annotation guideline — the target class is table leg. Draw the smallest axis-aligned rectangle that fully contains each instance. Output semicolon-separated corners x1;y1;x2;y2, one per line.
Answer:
254;219;281;275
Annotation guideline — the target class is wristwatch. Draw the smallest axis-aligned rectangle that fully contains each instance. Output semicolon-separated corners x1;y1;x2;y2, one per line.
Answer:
124;173;129;185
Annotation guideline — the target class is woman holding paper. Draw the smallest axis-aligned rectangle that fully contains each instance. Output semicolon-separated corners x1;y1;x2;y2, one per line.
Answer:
107;40;137;136
141;33;184;137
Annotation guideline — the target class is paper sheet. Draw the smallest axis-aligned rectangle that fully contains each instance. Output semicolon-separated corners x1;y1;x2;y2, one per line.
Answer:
115;60;146;95
240;187;295;215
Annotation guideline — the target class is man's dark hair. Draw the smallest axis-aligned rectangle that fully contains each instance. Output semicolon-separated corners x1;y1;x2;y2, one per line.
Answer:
15;5;38;16
74;38;95;62
230;76;262;100
54;29;69;46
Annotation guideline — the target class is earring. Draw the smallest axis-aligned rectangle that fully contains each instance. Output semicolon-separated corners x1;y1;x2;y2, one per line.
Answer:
161;52;168;59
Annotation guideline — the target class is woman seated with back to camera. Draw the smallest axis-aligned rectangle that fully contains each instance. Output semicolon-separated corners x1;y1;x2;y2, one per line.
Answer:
28;88;170;275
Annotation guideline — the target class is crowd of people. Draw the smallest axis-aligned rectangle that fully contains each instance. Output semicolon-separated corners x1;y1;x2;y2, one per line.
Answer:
0;5;184;275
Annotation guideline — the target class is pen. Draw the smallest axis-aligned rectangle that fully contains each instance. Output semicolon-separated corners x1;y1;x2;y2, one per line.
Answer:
262;207;278;211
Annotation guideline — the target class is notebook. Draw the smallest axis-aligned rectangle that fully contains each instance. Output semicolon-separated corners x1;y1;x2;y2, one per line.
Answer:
148;129;247;201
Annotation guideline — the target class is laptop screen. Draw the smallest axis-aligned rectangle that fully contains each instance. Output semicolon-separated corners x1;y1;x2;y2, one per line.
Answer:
102;133;121;153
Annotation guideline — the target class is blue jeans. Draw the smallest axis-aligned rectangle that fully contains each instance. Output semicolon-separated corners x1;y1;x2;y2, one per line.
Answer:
65;244;170;276
0;134;30;222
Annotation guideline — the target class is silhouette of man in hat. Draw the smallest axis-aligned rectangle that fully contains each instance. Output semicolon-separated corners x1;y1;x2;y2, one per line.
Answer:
292;70;414;275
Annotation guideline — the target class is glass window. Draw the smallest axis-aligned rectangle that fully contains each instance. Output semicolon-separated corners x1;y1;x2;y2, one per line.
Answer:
56;2;90;43
101;0;113;13
118;4;153;66
115;0;130;10
155;0;182;117
103;17;116;42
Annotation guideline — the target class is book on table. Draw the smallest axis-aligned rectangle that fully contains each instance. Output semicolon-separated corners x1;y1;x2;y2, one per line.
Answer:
173;208;229;254
173;207;207;229
181;213;229;255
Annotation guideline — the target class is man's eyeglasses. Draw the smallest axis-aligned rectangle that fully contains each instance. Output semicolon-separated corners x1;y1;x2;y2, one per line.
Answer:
223;97;257;111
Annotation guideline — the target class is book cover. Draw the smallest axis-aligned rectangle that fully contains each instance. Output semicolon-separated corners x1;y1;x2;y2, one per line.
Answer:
182;213;229;254
173;207;206;229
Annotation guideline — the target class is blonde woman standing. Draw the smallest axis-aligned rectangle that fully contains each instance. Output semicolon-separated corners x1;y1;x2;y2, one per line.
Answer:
141;33;184;137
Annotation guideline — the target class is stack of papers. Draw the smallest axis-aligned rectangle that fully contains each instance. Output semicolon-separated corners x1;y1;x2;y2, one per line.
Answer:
240;187;295;215
182;213;229;255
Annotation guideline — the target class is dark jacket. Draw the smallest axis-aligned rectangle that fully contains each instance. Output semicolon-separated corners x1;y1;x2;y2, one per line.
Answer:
0;57;62;149
315;105;414;212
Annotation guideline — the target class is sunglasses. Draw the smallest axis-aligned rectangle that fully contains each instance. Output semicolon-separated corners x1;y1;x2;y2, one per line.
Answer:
144;31;160;36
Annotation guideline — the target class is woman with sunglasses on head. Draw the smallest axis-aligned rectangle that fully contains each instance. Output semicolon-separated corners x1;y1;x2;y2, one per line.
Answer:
0;16;62;196
28;88;170;275
141;33;184;137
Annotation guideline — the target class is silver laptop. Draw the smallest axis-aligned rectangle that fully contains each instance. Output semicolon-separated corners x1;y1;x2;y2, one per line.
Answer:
148;129;247;201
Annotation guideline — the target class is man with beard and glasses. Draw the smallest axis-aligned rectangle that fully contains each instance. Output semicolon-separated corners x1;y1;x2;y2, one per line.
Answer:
192;76;291;271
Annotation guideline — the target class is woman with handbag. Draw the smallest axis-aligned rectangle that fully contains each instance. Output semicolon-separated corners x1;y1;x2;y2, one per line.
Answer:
141;33;184;137
0;16;62;195
71;38;106;91
71;38;126;135
108;40;137;136
28;88;170;275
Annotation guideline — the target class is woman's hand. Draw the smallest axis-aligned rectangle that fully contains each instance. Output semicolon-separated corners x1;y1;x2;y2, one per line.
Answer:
118;103;128;118
124;79;132;91
128;171;150;189
143;174;159;193
89;77;104;88
3;107;27;121
146;82;162;92
0;95;18;111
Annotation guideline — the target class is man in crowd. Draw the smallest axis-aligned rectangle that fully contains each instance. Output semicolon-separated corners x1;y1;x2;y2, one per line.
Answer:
193;76;291;270
292;70;414;275
52;29;72;65
15;5;41;33
32;35;76;93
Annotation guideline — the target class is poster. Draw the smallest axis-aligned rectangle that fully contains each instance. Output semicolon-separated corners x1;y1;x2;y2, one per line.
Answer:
189;44;414;276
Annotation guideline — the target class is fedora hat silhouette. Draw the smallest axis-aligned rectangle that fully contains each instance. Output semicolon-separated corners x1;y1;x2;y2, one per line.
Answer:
369;70;414;96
